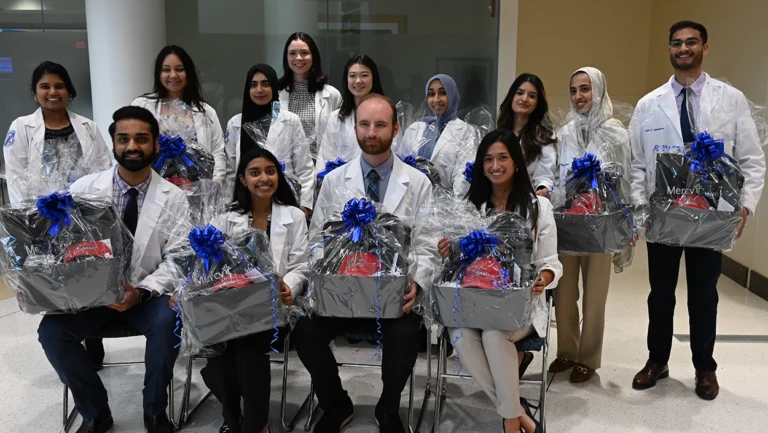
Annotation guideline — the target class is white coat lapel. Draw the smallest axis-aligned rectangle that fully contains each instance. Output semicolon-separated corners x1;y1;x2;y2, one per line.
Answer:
345;157;367;197
431;122;455;158
269;204;292;275
268;114;287;146
658;84;682;138
315;90;328;131
382;157;408;213
26;109;46;167
69;113;91;149
192;109;208;151
699;78;724;130
132;171;168;266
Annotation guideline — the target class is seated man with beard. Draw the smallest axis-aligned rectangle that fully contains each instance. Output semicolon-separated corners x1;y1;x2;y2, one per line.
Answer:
38;106;190;433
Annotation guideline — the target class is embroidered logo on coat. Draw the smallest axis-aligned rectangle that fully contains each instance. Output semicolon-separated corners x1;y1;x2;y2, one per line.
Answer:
4;130;15;147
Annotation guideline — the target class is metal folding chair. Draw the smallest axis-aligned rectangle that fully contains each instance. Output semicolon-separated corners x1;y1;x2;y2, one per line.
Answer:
301;322;433;433
431;296;554;433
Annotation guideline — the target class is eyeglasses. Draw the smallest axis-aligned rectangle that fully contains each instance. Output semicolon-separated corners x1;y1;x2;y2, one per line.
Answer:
670;38;701;49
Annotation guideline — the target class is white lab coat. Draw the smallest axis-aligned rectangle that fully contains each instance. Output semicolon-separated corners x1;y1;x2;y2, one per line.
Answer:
69;167;191;295
527;143;557;192
630;74;765;214
3;109;113;204
400;119;473;196
213;203;309;299
279;84;342;143
480;196;562;337
311;155;440;289
224;111;315;209
131;96;228;184
315;110;360;173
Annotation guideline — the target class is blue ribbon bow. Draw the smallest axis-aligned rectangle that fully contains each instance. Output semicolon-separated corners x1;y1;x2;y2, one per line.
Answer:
341;198;377;243
317;158;348;180
400;155;428;175
188;225;225;275
459;229;499;263
155;134;198;170
464;162;475;184
568;153;603;189
37;192;75;237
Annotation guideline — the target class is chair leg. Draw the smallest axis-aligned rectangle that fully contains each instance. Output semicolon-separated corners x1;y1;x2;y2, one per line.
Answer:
432;328;447;433
411;323;433;433
408;367;416;432
63;385;77;432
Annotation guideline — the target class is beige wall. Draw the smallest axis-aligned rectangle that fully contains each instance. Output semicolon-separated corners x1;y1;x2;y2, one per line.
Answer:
514;0;768;275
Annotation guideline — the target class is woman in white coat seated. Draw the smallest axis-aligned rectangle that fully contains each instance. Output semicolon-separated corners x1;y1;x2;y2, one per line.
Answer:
497;73;558;196
315;54;385;173
131;45;227;184
4;61;112;204
401;74;472;195
277;32;342;160
199;146;309;433
225;64;314;214
437;129;562;433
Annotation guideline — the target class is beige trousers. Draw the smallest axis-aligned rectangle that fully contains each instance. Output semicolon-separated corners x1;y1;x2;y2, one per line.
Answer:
554;253;612;369
448;326;533;418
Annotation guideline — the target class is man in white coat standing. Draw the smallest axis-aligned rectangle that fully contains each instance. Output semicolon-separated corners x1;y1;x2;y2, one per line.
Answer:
629;21;765;400
293;94;437;433
38;106;190;433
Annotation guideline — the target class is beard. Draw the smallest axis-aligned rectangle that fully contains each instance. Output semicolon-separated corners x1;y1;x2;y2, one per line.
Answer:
114;148;157;172
669;50;703;71
357;134;393;156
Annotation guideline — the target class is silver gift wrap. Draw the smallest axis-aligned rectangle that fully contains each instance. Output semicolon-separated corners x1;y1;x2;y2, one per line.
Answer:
311;274;408;319
554;209;633;254
646;202;741;251
432;283;533;331
180;280;286;347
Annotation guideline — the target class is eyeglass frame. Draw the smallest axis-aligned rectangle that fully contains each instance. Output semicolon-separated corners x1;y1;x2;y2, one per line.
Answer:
669;38;702;49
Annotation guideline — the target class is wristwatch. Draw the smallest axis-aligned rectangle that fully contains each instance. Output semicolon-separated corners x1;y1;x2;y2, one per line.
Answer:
137;287;154;303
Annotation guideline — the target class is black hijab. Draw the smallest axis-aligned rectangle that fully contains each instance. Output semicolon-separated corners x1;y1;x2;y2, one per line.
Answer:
240;64;280;155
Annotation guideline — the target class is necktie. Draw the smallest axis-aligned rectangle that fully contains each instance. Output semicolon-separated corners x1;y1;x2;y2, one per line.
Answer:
680;88;696;144
123;188;139;236
367;169;381;202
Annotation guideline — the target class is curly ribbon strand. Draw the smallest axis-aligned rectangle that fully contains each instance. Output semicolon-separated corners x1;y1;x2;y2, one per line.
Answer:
373;224;383;361
155;134;198;170
463;162;474;184
451;279;466;380
317;158;348;180
341;198;377;243
37;192;74;237
188;225;226;275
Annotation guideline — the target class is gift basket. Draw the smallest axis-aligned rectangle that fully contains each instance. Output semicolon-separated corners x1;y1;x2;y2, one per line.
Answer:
552;153;634;254
153;100;215;189
427;197;535;331
646;132;744;250
167;180;286;353
307;194;414;319
0;145;130;314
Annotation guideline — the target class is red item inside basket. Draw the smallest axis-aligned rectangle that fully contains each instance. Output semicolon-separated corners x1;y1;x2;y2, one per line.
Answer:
673;194;711;210
564;192;603;215
167;176;193;188
212;274;253;292
461;257;507;290
63;240;113;263
338;252;382;277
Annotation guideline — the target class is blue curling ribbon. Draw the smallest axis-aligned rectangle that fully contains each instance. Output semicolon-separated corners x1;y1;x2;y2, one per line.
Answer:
459;230;500;264
567;153;603;190
341;198;377;243
451;279;466;380
155;134;198;170
464;162;474;184
372;224;383;361
188;225;226;275
317;158;348;180
399;155;428;175
37;192;75;237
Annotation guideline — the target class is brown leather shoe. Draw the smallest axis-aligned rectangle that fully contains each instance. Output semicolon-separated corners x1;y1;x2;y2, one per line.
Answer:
695;370;719;400
632;360;669;390
570;364;596;383
548;357;576;373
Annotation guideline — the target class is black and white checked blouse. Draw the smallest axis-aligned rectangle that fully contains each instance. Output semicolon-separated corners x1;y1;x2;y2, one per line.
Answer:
288;81;318;156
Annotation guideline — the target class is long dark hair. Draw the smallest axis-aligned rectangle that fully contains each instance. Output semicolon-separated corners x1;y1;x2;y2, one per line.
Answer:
144;45;207;113
466;129;539;233
30;61;77;100
497;73;556;166
233;147;299;213
338;54;384;120
278;32;329;94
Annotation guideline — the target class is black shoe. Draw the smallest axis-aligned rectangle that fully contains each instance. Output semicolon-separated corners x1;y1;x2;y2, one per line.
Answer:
76;415;113;433
85;338;105;371
518;352;534;379
144;412;174;433
219;423;239;433
374;403;405;433
519;398;542;433
314;393;354;432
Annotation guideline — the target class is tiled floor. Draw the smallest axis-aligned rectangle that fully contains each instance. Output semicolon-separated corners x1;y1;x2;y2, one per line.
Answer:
1;242;767;432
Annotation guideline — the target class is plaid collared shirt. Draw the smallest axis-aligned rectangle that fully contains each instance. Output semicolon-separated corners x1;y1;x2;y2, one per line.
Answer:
113;168;152;219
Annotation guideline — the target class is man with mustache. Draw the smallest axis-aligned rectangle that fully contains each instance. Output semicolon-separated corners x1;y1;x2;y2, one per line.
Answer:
38;106;190;433
294;93;438;433
629;21;765;400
